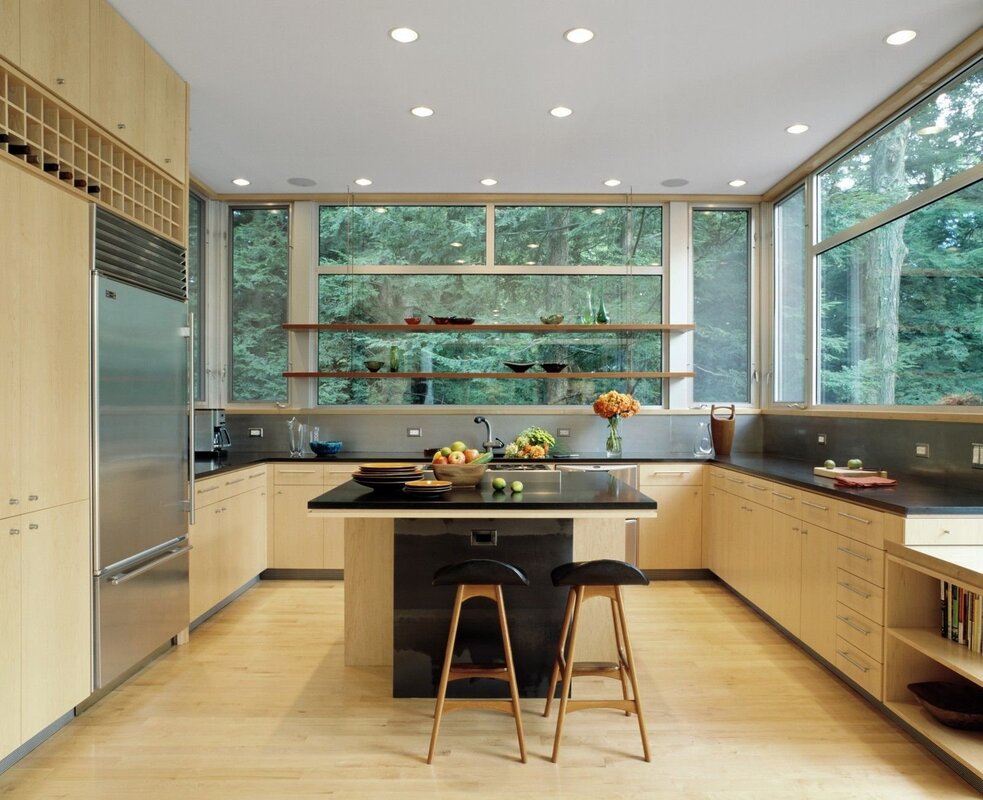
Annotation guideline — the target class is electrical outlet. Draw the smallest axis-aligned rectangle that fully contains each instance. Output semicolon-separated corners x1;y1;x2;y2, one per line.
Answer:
406;427;422;438
915;443;930;458
817;433;827;445
973;443;983;469
557;428;571;437
248;427;263;438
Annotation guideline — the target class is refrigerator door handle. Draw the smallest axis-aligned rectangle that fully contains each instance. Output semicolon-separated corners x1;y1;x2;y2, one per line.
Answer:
109;544;193;586
184;314;195;525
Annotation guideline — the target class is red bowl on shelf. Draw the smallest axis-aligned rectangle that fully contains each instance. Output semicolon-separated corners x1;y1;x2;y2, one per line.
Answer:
404;317;421;325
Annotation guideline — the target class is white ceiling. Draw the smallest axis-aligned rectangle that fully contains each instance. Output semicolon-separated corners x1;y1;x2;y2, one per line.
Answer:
110;0;983;197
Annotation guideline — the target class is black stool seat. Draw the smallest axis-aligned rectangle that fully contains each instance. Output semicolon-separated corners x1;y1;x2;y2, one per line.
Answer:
433;558;530;587
551;559;649;587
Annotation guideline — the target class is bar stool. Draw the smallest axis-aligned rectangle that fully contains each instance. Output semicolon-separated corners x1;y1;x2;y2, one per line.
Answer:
543;558;651;763
427;558;529;764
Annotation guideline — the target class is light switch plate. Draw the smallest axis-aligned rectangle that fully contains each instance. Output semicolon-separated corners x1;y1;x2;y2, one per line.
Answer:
817;433;827;445
915;443;930;458
557;428;571;437
406;427;422;438
248;427;263;438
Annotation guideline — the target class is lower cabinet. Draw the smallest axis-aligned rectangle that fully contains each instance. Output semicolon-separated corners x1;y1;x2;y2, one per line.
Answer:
2;500;91;757
189;470;267;622
271;465;348;570
799;522;837;662
637;464;703;570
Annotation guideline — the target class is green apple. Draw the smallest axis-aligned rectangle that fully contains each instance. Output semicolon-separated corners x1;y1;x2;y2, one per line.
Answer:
510;480;524;493
450;440;467;452
439;446;452;457
492;477;507;491
824;459;836;469
847;458;863;469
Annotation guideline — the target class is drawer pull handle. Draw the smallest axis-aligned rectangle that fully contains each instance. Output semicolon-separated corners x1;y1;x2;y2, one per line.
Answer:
225;477;245;485
726;477;745;485
772;491;794;500
836;615;871;636
748;483;767;491
9;528;20;535
648;471;686;476
248;472;265;478
8;498;18;505
838;581;872;599
28;494;38;501
837;546;871;562
279;469;317;474
28;523;38;530
838;511;872;525
837;649;870;673
802;500;828;511
198;485;219;493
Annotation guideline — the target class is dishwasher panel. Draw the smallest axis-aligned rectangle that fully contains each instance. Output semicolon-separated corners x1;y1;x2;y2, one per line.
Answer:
553;463;639;565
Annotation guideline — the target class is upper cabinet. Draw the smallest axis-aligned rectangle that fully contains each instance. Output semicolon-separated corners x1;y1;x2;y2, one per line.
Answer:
18;0;90;113
89;0;145;153
144;43;187;182
0;0;20;64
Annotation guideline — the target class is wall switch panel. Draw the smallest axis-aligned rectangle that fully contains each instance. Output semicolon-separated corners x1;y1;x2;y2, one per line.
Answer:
248;428;263;438
817;433;827;445
915;443;930;458
406;427;422;438
557;428;571;437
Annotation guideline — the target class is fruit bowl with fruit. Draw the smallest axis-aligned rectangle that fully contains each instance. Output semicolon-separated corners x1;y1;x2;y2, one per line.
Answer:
429;440;493;486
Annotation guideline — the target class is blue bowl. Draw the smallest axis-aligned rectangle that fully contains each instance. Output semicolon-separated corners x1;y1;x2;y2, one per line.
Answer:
310;440;343;457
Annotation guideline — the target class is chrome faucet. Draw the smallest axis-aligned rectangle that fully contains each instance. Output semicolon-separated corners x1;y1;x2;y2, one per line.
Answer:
474;416;505;453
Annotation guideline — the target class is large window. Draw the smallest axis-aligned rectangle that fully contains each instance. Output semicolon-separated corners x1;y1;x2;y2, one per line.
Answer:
693;208;751;403
187;191;205;402
229;206;289;402
774;188;807;403
819;180;983;405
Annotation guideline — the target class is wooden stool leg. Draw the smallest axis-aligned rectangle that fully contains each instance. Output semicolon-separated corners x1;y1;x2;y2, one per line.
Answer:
495;586;527;763
427;585;464;764
543;587;576;718
610;596;631;717
551;586;584;763
615;586;651;762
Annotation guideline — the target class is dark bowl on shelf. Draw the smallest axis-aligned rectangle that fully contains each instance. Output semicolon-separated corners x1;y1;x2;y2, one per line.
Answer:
504;361;535;373
449;316;475;325
540;314;564;325
310;440;343;457
540;362;568;373
429;315;451;324
364;360;384;372
404;317;421;325
908;681;983;729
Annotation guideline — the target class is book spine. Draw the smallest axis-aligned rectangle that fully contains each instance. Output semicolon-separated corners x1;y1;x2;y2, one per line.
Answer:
942;582;949;638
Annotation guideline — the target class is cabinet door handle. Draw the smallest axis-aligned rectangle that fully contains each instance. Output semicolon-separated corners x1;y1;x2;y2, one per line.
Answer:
248;471;265;479
837;546;871;562
225;477;245;485
198;485;219;494
802;500;828;511
648;471;686;477
837;649;870;672
8;498;18;505
837;581;872;599
836;614;871;636
28;523;39;530
772;491;794;500
8;528;19;535
726;477;745;485
28;494;38;501
837;511;872;525
748;483;767;491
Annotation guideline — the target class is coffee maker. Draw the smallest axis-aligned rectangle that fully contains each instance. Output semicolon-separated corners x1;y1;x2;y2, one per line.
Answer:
194;409;232;456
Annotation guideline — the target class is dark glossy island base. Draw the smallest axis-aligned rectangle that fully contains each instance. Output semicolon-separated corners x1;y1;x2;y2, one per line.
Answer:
393;518;571;698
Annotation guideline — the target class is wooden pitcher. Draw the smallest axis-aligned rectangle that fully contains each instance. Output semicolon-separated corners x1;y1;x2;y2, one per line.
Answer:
709;404;735;456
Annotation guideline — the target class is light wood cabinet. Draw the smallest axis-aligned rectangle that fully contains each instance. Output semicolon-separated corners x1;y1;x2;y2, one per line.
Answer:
799;521;837;662
762;511;802;636
18;0;90;112
274;484;325;568
19;501;91;741
143;43;186;181
0;163;24;518
0;0;20;63
638;464;703;570
89;0;145;152
0;520;22;756
322;472;348;569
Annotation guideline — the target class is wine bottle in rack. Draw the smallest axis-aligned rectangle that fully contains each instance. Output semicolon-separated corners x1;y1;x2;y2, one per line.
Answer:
8;143;30;156
43;162;60;172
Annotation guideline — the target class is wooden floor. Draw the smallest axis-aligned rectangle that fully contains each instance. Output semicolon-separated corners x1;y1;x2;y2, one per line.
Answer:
0;579;977;799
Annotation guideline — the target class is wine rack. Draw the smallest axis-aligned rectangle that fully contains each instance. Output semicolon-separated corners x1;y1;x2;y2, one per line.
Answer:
0;59;184;244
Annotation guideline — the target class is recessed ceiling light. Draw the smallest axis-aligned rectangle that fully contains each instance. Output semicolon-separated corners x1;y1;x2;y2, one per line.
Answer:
231;177;250;186
591;208;605;215
564;27;594;44
786;123;810;135
287;177;317;187
917;124;946;135
354;177;373;186
410;106;434;117
728;179;747;188
389;27;419;43
661;178;689;187
550;106;573;118
374;207;387;214
527;243;540;249
603;178;621;187
480;177;498;186
450;241;463;248
885;29;917;46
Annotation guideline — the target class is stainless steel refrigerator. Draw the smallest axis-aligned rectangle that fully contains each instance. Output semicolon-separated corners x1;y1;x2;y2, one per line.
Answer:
91;209;191;689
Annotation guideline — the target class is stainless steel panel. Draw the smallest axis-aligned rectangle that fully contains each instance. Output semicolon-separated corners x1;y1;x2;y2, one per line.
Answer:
555;464;639;565
93;542;190;688
93;275;189;570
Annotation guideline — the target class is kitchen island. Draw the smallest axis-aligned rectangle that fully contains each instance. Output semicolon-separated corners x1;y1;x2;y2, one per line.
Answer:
308;470;658;697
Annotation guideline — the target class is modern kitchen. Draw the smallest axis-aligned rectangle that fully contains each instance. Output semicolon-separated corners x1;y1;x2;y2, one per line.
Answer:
2;1;983;797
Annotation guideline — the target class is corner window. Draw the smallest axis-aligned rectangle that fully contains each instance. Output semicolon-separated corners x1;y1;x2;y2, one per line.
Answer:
774;188;807;403
187;191;205;402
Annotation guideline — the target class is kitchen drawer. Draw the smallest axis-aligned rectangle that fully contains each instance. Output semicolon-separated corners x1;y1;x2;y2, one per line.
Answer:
830;499;883;548
638;463;703;486
217;468;255;499
835;533;885;587
768;484;800;516
902;517;983;545
707;466;729;491
835;637;883;699
720;470;756;501
244;466;268;489
800;491;836;531
742;477;772;505
274;464;324;486
835;603;883;662
836;568;883;624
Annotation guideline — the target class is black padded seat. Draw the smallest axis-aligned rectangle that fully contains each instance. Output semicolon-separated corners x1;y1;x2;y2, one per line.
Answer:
433;558;530;587
550;559;649;587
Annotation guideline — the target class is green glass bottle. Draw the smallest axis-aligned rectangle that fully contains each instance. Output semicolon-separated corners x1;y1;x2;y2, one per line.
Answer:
389;345;400;372
581;290;594;325
595;289;609;324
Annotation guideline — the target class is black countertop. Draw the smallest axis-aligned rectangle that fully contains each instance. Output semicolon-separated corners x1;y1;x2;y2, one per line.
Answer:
195;450;983;516
307;470;658;514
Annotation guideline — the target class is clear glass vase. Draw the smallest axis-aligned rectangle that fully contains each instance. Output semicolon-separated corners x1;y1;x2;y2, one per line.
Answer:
605;416;623;456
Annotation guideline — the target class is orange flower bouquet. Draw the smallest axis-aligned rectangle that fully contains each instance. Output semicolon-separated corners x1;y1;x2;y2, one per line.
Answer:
592;390;640;455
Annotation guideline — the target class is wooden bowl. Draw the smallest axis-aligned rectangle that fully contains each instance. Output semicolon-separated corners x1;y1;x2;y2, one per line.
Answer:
908;682;983;729
430;462;488;487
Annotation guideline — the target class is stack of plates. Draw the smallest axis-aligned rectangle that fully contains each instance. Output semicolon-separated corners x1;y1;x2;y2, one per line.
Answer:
403;479;453;499
352;462;424;492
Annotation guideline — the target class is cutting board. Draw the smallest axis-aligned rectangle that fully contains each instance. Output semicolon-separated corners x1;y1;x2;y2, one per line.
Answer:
813;466;885;479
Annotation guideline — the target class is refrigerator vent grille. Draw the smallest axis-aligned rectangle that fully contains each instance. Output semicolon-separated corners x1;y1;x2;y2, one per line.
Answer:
94;209;186;300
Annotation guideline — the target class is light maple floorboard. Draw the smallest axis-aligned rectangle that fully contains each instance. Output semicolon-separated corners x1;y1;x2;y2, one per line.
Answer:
0;579;976;799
